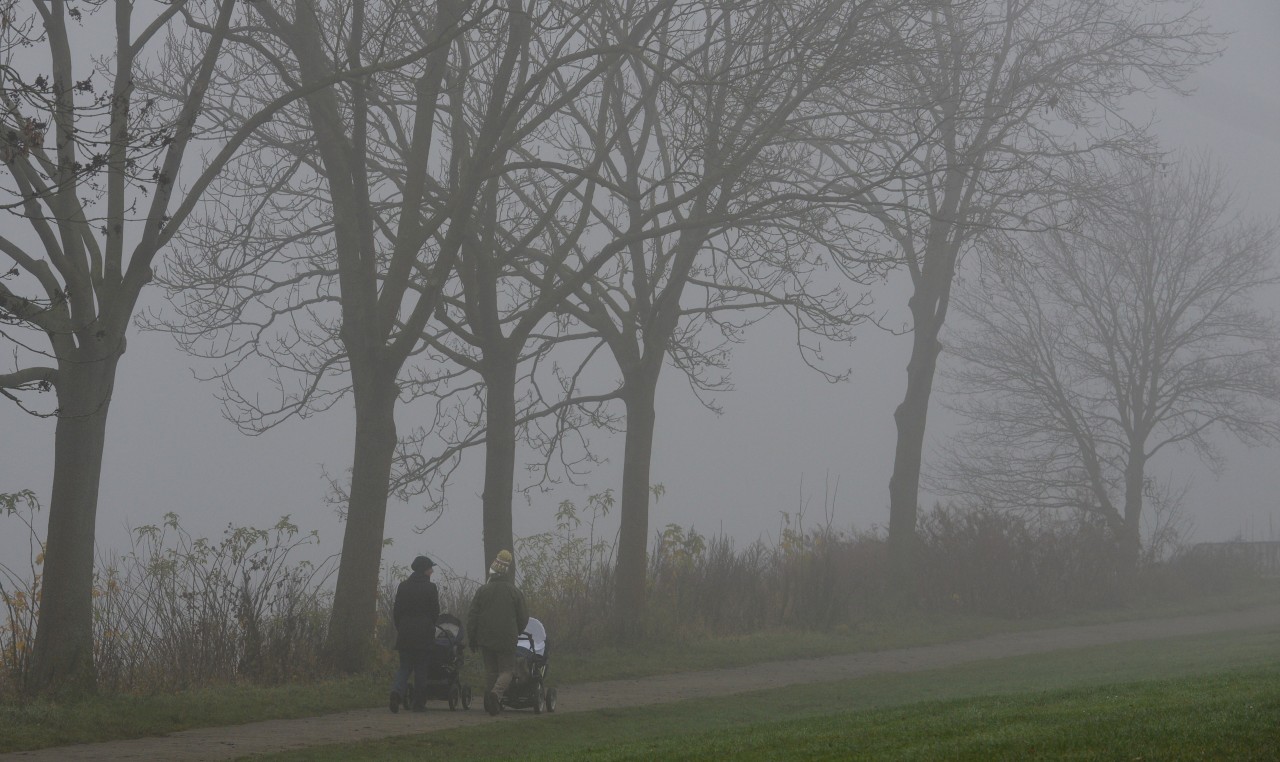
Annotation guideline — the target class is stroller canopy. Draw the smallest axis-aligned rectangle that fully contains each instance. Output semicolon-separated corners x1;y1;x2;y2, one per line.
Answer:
522;617;546;655
436;613;465;644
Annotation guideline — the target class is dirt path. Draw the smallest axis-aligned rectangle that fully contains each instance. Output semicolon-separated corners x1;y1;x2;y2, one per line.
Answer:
6;603;1279;761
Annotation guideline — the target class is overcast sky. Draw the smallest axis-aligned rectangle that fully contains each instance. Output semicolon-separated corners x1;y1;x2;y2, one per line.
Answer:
3;0;1279;580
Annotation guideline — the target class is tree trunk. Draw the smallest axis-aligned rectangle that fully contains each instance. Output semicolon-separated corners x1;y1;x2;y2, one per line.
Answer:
325;371;398;672
1119;450;1146;571
887;302;943;597
481;353;518;570
615;374;657;641
29;349;122;696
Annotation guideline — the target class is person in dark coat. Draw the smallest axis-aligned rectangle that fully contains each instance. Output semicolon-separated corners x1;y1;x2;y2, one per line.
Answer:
389;555;440;713
466;549;528;715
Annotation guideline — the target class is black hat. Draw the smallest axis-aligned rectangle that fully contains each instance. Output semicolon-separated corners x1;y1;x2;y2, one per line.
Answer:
411;555;435;572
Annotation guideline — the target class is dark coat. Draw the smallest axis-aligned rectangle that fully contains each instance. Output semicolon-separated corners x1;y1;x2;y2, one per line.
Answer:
393;571;440;652
466;572;528;651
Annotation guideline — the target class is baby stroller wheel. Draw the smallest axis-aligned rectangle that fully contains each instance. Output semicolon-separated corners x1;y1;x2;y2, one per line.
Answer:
447;682;461;711
545;686;557;713
533;680;545;714
462;685;473;710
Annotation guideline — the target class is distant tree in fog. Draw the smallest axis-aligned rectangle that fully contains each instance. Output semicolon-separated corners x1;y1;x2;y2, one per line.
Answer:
818;0;1221;590
938;156;1280;569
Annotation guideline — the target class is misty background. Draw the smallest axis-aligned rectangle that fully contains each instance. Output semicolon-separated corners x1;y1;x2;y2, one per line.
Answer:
2;0;1278;580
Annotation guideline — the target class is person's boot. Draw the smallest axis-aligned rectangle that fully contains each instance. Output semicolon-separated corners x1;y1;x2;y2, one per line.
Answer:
389;690;401;714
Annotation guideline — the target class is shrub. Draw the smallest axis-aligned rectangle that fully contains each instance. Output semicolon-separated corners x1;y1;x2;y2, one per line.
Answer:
1;490;1266;699
91;513;336;691
765;516;889;630
1139;541;1270;600
1;504;338;696
513;496;894;647
916;503;1126;616
0;490;42;699
516;491;617;647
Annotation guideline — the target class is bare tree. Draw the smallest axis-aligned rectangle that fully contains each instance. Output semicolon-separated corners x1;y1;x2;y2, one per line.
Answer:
146;0;665;669
0;0;274;694
938;156;1280;569
542;0;905;637
820;0;1219;589
145;0;488;672
391;0;685;568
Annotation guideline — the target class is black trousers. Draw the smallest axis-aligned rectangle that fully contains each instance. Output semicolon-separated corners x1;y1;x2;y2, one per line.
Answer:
391;648;430;706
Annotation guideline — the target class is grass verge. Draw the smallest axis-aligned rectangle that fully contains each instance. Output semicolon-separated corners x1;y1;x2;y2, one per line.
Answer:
1;583;1276;753
0;675;389;753
249;627;1280;761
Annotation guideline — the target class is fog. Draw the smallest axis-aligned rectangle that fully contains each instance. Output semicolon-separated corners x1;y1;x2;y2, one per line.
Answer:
2;0;1279;582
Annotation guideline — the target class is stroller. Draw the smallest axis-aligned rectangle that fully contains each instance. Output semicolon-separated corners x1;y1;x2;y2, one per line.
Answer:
499;617;557;713
405;613;473;711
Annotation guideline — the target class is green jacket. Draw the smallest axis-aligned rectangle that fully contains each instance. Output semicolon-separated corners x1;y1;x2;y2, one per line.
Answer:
467;573;529;651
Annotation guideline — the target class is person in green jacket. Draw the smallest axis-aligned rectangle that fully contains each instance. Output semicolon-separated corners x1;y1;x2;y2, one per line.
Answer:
467;549;529;715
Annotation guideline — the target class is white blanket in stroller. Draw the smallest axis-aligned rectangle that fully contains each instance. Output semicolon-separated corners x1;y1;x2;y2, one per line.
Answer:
521;617;546;656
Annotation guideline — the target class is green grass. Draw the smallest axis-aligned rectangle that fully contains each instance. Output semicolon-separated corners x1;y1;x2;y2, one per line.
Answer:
1;583;1277;753
578;669;1280;761
250;627;1280;761
539;579;1280;685
0;674;389;752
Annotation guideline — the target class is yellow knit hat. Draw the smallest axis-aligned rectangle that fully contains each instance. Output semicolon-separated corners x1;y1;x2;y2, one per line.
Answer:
490;549;513;575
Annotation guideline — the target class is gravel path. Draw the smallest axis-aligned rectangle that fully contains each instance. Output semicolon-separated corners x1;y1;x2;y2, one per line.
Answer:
5;603;1279;761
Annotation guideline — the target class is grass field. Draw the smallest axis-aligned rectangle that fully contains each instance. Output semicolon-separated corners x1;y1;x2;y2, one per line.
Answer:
1;585;1277;753
249;627;1280;761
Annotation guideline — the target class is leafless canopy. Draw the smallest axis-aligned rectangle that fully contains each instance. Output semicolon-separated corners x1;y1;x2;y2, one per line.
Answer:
937;155;1280;557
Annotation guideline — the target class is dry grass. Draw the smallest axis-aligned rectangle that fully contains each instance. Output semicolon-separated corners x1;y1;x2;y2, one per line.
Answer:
2;490;1269;699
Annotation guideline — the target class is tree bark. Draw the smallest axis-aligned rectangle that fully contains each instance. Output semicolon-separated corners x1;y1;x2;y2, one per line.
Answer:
1119;449;1146;571
325;369;398;672
481;353;518;569
28;346;122;695
615;372;658;641
887;297;943;596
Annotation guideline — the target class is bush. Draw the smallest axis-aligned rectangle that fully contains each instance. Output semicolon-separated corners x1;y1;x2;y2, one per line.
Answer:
915;504;1127;616
516;491;617;647
2;491;1266;699
513;496;893;648
92;513;336;691
0;503;338;696
1138;542;1269;600
765;516;889;630
0;490;42;700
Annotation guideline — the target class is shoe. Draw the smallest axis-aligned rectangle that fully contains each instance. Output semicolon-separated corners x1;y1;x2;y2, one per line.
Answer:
484;690;500;716
389;690;401;714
